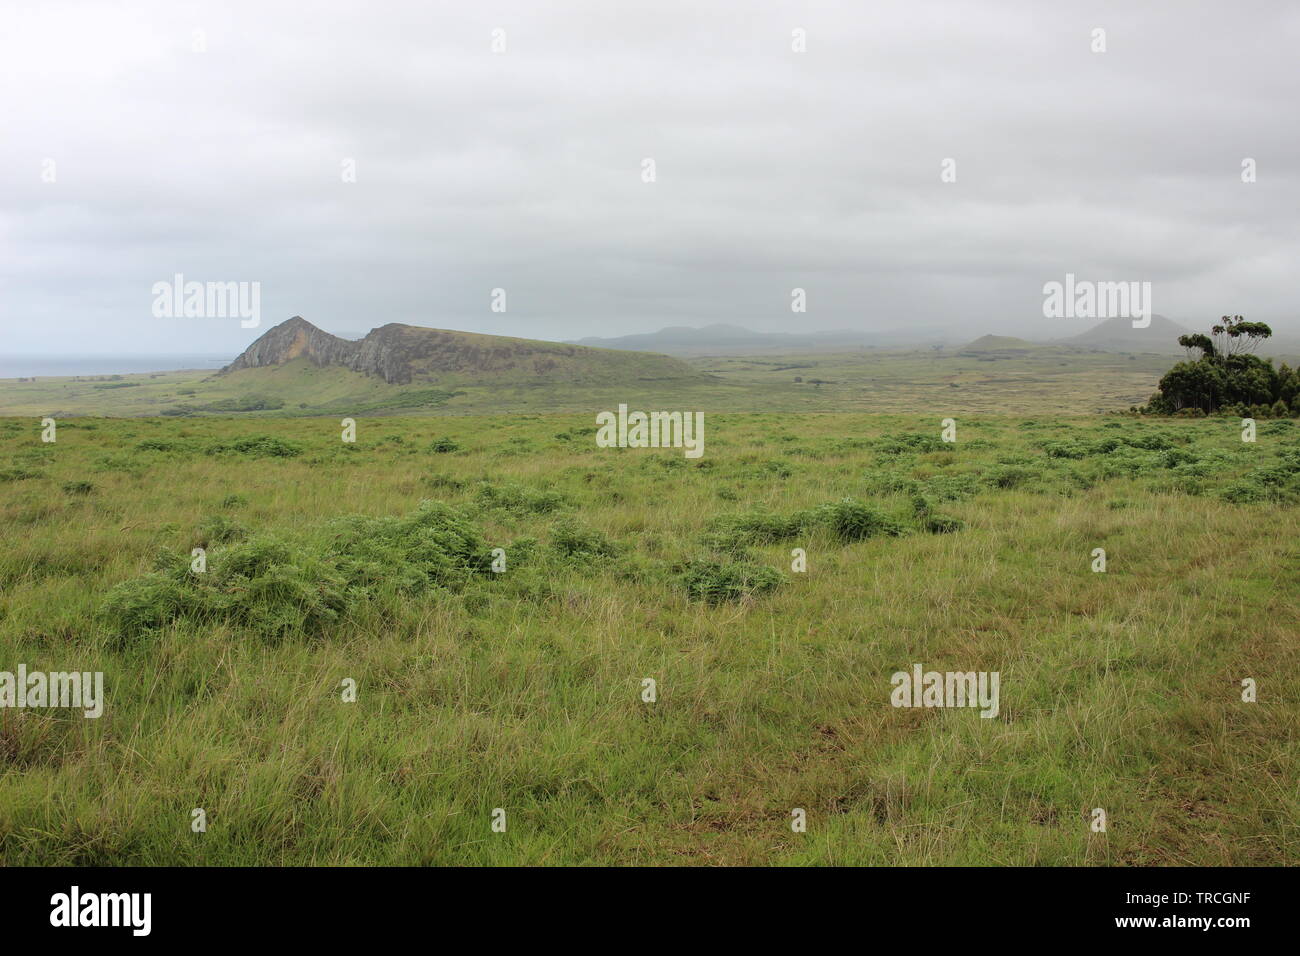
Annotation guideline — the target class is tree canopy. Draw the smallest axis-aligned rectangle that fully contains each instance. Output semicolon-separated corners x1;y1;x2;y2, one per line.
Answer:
1148;316;1298;417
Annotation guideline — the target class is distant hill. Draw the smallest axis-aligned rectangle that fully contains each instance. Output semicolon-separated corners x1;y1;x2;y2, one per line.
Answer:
569;324;889;355
1058;314;1192;354
225;316;702;386
958;334;1042;353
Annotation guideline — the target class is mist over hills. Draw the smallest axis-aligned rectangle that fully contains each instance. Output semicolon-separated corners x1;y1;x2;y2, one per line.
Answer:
574;315;1297;358
568;323;949;355
957;335;1043;354
1053;314;1193;354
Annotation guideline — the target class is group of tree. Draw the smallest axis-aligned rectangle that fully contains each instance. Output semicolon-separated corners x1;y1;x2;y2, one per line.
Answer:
1144;315;1299;417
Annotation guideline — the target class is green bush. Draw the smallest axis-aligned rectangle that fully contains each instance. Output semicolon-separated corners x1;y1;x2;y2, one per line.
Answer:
549;518;620;560
912;493;962;532
923;514;964;534
1042;441;1090;459
207;436;301;458
874;433;952;456
1218;481;1266;504
676;559;782;604
922;473;983;501
102;501;493;643
475;481;568;515
328;501;493;592
706;510;809;551
423;474;465;491
987;465;1035;488
136;438;180;451
812;498;904;542
197;514;249;546
100;568;212;640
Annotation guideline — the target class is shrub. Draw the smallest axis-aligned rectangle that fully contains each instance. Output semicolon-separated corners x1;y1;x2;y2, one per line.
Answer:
549;518;620;560
1121;433;1175;451
214;542;347;638
756;460;794;479
423;474;465;491
197;514;249;546
676;559;782;604
922;473;983;501
1158;449;1198;469
61;480;95;495
207;436;301;458
430;437;460;453
911;493;963;532
1217;481;1266;504
812;498;903;542
922;514;964;534
1042;441;1090;460
987;465;1035;489
475;481;568;515
101;569;212;640
198;395;286;412
102;501;492;643
328;501;492;591
136;438;179;452
874;433;952;456
706;510;809;551
1248;465;1291;487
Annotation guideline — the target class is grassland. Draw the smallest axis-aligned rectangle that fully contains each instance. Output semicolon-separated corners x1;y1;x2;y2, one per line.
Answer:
1;410;1297;865
0;345;1209;419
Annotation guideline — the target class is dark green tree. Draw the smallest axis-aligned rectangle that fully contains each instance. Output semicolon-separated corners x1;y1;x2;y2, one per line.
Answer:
1149;316;1294;415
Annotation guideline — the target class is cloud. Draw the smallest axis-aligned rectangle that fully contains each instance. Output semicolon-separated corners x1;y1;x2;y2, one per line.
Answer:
2;0;1297;356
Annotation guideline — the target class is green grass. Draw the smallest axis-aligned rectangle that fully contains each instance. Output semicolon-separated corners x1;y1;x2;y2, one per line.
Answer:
0;411;1297;865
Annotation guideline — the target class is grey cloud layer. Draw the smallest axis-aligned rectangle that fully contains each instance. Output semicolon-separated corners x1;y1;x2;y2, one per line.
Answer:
2;0;1296;355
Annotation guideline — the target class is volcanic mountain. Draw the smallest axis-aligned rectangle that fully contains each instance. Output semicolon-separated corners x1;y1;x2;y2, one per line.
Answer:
957;334;1043;353
223;317;702;386
1057;314;1192;354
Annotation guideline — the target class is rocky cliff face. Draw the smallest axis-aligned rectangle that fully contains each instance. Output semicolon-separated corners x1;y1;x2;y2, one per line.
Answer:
222;317;696;386
223;317;491;385
223;316;359;372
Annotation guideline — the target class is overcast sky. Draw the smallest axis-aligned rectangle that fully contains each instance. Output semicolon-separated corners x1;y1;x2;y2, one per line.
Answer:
3;0;1297;358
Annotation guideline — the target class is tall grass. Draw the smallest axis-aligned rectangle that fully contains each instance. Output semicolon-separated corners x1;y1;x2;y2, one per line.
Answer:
0;413;1296;864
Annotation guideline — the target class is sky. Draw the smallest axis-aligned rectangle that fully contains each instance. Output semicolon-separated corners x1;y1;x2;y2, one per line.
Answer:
3;0;1298;360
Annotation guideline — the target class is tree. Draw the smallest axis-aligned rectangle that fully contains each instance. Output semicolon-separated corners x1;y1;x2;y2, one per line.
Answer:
1211;315;1272;356
1152;360;1226;414
1150;316;1294;416
1178;333;1215;359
